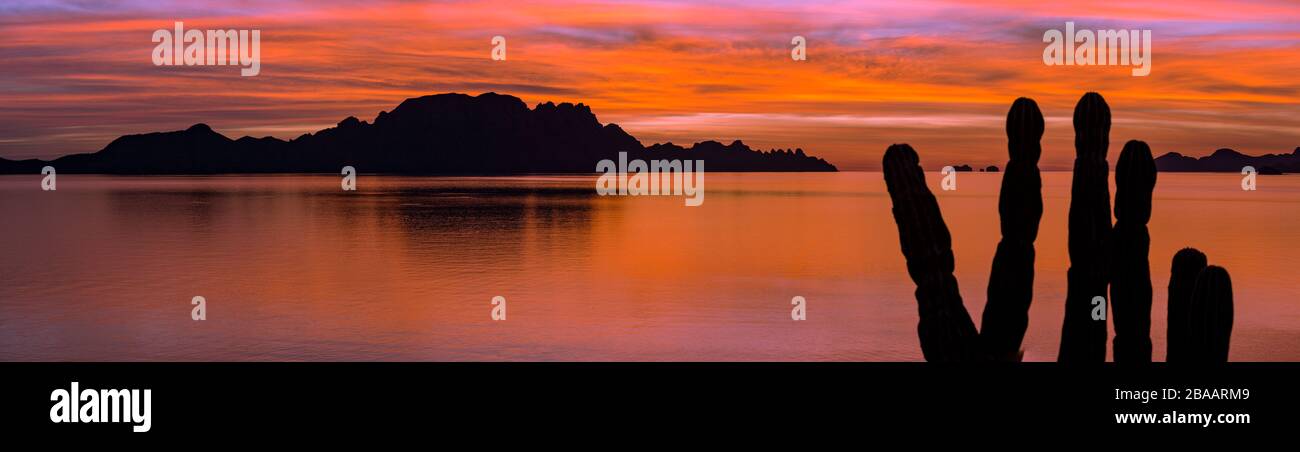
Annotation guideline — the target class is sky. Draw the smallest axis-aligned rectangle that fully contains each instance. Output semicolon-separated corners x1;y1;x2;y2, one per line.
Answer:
1;0;1297;170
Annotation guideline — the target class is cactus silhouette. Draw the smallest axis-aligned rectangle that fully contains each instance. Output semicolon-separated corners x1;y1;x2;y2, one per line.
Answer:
1186;265;1234;362
979;98;1044;361
883;92;1234;362
1166;247;1208;362
1110;140;1156;363
882;143;980;361
883;98;1045;361
1058;92;1112;363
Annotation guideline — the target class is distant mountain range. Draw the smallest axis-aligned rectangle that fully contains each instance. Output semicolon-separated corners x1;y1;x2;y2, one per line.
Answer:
0;92;836;174
1155;148;1300;174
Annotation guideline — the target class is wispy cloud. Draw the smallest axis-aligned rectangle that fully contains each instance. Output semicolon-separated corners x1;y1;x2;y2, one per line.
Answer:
1;0;1297;169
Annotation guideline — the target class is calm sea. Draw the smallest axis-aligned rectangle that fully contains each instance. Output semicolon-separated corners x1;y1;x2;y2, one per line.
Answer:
1;172;1297;361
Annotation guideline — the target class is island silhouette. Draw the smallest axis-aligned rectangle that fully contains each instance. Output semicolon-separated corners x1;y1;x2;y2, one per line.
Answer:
1155;148;1300;174
0;92;836;175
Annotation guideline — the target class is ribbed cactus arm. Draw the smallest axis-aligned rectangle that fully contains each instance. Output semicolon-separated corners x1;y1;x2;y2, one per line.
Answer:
1167;248;1207;362
883;143;979;361
1188;266;1234;362
1059;92;1113;363
980;97;1044;361
1111;140;1157;363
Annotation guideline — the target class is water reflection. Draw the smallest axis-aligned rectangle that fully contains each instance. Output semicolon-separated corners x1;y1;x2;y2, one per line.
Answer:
0;173;1297;361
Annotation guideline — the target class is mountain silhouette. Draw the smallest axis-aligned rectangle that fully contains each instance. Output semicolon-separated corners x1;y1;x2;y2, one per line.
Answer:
1154;147;1300;174
0;92;836;174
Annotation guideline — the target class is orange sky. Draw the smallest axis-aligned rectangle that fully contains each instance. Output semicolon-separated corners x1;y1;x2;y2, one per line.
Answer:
1;0;1298;170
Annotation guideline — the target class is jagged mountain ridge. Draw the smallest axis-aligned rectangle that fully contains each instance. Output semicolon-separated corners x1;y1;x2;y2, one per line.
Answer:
0;92;836;174
1155;148;1300;174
